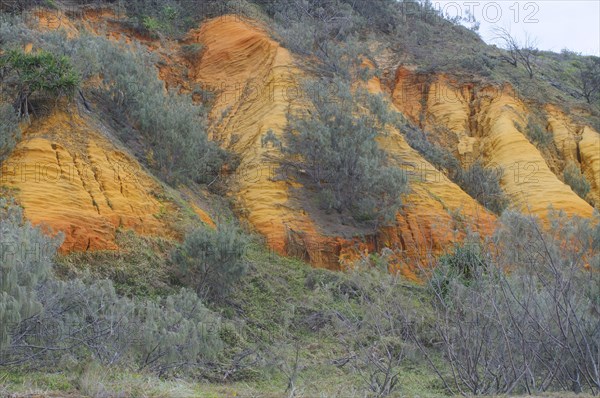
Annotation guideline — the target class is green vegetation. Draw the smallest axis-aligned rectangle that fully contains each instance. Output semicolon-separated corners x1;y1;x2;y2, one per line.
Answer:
172;223;249;301
524;115;554;148
285;77;408;223
88;37;227;184
0;49;79;117
454;160;509;215
0;199;222;376
564;160;591;200
0;103;20;162
3;195;598;396
0;1;598;397
34;31;228;184
427;211;600;395
400;120;509;215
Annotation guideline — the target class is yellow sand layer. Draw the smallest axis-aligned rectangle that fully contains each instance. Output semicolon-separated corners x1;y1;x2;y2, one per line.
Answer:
2;111;168;252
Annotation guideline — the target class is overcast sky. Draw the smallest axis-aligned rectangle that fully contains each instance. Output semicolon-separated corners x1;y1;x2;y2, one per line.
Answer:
430;1;600;56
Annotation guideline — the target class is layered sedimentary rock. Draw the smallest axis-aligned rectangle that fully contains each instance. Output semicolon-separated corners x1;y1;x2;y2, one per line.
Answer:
392;69;597;218
2;111;171;251
185;17;496;274
7;10;597;271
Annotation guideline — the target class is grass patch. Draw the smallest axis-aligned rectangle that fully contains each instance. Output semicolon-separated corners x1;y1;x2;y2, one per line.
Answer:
55;230;177;298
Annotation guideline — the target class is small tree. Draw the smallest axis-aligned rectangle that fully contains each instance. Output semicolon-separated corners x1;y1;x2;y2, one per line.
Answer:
575;56;600;104
285;77;408;223
172;224;248;300
493;27;538;78
0;49;80;118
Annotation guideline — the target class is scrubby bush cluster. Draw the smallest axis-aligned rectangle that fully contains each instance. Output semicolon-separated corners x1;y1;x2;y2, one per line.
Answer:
401;121;509;214
285;77;408;223
0;14;228;185
523;115;553;148
0;200;223;376
454;160;509;214
333;266;425;397
122;0;261;38
37;31;227;184
0;103;20;162
172;223;249;301
564;160;591;200
424;211;600;395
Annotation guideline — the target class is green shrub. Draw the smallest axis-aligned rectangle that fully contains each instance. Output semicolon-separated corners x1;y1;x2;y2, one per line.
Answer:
285;77;408;223
172;224;249;300
455;160;509;215
38;32;228;184
525;115;553;148
134;289;223;375
0;199;62;352
435;240;487;289
400;121;460;172
180;43;205;62
0;49;80;117
564;161;591;200
124;0;250;38
141;16;163;37
400;120;509;215
0;201;222;375
0;104;20;162
425;211;600;395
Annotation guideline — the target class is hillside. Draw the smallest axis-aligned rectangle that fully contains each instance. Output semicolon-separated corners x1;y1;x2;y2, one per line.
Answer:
0;1;599;397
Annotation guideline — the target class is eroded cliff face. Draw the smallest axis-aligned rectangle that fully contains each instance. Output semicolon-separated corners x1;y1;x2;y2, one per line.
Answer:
5;10;598;272
392;68;598;218
2;111;176;252
180;17;496;275
546;106;600;207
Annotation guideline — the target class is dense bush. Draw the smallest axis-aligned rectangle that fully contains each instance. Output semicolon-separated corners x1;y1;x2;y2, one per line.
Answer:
0;103;20;162
0;200;223;375
0;49;80;117
172;223;249;300
455;160;509;214
0;199;61;353
92;37;227;183
285;77;408;223
436;240;487;283
268;0;358;65
37;31;228;184
123;0;260;38
334;266;423;397
401;122;460;172
524;115;553;148
423;211;600;395
400;121;509;214
564;160;591;200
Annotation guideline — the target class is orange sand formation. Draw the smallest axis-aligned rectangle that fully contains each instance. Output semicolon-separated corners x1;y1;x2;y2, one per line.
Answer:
392;69;597;218
186;17;496;272
2;111;170;252
5;9;597;271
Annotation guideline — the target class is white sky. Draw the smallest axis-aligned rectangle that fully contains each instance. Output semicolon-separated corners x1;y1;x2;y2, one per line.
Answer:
430;1;600;56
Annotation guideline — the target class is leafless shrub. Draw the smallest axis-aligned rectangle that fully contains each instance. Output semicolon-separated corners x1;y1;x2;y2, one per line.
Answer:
422;211;600;395
493;27;538;78
333;264;424;397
